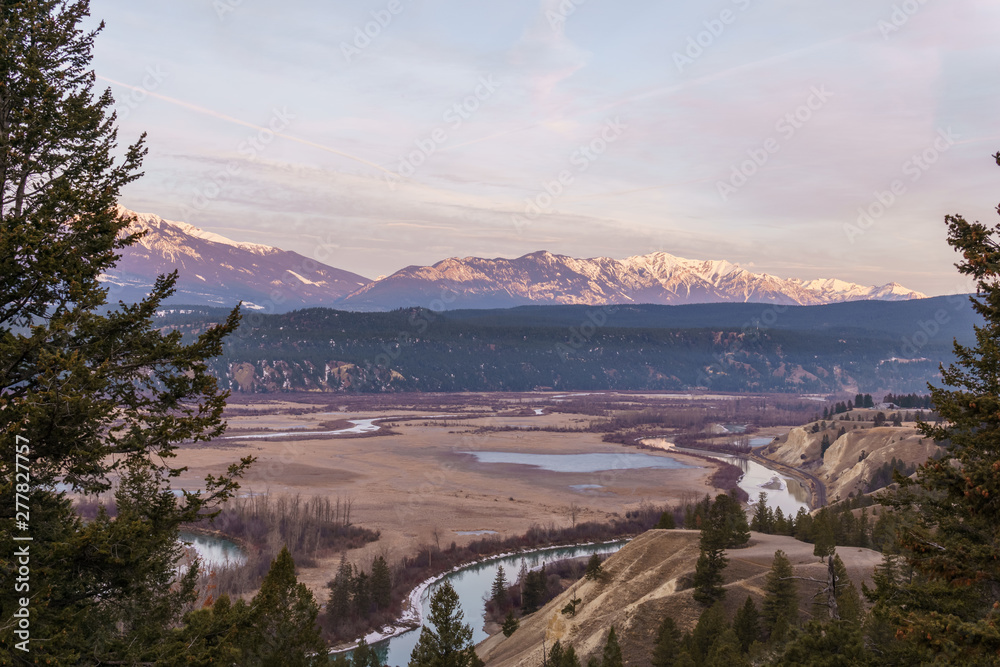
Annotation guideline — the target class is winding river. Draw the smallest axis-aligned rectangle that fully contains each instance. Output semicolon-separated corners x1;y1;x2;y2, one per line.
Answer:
366;541;626;667
680;446;811;516
640;437;811;516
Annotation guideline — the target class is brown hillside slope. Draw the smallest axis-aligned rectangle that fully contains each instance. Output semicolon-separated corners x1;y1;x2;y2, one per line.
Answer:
761;419;940;502
476;529;881;666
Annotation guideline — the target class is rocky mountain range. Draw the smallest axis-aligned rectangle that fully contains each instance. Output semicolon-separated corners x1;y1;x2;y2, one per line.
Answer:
101;209;370;309
102;209;927;311
340;250;924;310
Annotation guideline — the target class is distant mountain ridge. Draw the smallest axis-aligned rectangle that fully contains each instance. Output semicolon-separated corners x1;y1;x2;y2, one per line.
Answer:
339;250;925;310
101;209;372;309
103;209;927;311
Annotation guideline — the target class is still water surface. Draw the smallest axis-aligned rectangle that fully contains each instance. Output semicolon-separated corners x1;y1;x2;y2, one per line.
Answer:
682;448;811;516
178;531;247;568
461;451;694;473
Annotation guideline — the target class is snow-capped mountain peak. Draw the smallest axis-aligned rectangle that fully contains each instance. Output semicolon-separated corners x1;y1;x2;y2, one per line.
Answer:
340;249;927;310
103;207;371;309
119;207;276;257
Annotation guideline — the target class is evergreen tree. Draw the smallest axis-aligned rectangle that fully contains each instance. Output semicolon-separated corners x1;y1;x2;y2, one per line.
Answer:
585;553;604;580
811;512;836;559
560;645;582;667
328;555;355;626
160;594;250;665
656;510;676;529
777;620;867;666
673;651;696;667
732;595;761;651
501;611;519;637
834;559;862;626
792;507;812;542
651;616;682;667
521;566;548;613
853;506;871;549
749;492;773;533
0;2;250;661
371;555;393;612
549;640;565;667
353;569;372;617
408;581;481;667
762;550;798;642
773;507;788;535
491;564;508;608
243;546;327;666
600;627;623;667
351;638;381;667
704;628;748;667
683;503;696;529
711;492;750;548
690;602;727;662
694;494;746;605
880;174;1000;660
692;544;727;606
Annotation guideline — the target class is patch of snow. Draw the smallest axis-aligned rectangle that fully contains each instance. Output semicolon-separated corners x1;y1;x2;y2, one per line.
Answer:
286;269;322;286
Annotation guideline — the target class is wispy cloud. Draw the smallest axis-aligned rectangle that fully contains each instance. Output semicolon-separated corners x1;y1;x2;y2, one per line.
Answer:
92;0;1000;295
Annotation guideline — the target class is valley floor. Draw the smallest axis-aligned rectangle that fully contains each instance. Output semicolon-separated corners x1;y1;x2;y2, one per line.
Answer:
173;392;773;599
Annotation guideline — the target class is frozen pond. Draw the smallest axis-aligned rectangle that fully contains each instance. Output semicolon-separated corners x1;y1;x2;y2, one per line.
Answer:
570;483;604;492
222;418;382;439
178;531;247;568
223;414;461;440
461;451;695;473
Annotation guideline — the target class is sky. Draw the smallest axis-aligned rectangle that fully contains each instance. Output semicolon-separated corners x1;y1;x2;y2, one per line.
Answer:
87;0;1000;295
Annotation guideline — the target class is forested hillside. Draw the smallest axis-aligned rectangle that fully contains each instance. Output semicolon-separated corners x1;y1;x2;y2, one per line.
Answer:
153;297;974;394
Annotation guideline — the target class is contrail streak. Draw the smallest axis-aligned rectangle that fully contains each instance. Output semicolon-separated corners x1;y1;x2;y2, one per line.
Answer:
98;75;396;176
